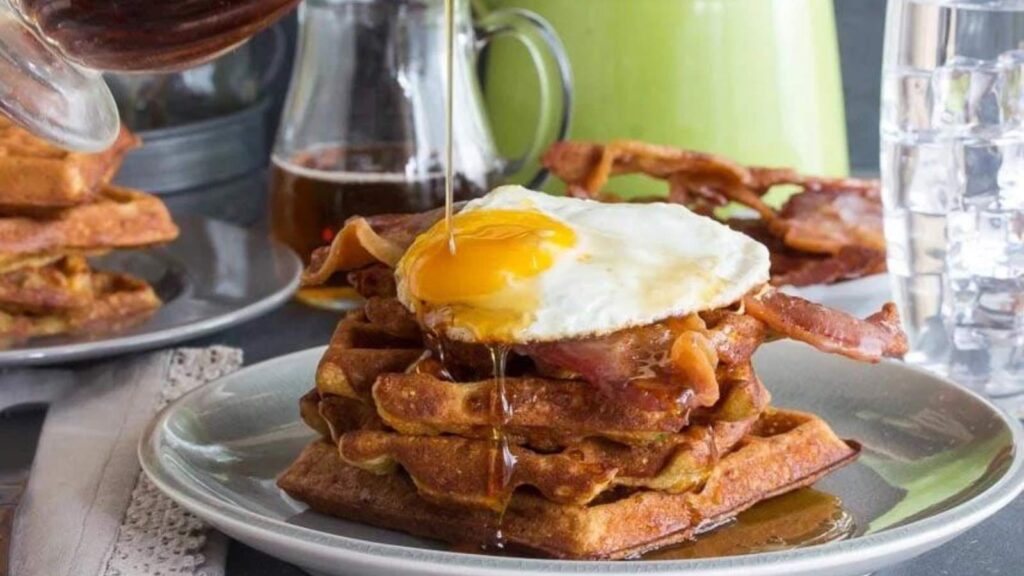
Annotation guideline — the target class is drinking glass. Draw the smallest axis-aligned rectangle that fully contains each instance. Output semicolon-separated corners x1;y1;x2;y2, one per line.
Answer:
0;0;300;151
882;0;1024;396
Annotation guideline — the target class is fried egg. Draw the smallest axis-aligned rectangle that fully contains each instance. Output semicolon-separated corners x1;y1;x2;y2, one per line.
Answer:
395;186;769;343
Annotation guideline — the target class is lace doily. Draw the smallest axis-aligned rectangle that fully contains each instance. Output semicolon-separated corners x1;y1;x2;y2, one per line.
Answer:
102;347;243;576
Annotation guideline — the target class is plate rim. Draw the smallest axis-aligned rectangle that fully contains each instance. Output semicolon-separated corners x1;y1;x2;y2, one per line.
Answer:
0;216;302;367
140;345;1024;575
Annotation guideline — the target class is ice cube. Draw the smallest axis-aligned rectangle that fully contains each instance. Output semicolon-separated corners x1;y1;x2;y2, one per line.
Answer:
999;49;1024;126
962;140;1002;208
882;68;932;132
881;139;959;213
931;57;1004;131
995;138;1024;209
948;208;1024;280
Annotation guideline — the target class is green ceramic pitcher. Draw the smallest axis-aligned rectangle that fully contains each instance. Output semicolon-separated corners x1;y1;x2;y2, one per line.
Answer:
479;0;849;201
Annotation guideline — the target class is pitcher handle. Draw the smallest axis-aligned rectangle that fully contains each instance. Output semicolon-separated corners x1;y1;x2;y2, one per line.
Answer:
475;8;572;189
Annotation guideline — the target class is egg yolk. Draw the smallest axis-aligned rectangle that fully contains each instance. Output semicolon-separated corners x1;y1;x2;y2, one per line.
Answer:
398;209;576;341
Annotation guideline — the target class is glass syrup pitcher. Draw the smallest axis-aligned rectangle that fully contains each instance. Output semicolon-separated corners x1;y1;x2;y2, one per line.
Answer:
0;0;300;151
269;0;572;308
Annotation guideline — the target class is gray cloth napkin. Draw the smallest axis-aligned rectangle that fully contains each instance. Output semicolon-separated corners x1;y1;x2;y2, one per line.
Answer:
2;347;242;576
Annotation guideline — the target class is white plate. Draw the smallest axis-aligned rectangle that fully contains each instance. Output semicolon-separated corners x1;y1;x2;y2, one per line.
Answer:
140;342;1024;576
0;217;301;367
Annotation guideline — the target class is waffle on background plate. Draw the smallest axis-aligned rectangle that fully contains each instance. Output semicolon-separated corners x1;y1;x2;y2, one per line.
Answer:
0;119;179;348
277;202;908;559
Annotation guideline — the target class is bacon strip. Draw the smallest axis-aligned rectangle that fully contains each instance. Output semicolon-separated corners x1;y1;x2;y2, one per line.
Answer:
543;139;886;286
778;187;885;255
302;208;447;287
701;310;768;366
728;218;886;287
521;317;721;412
743;289;907;363
543;140;751;199
768;246;887;288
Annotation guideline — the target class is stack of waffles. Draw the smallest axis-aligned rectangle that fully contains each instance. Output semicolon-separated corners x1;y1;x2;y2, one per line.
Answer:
0;118;179;347
278;266;862;559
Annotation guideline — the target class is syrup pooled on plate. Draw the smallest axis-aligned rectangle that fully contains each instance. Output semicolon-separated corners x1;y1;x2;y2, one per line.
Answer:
641;489;856;560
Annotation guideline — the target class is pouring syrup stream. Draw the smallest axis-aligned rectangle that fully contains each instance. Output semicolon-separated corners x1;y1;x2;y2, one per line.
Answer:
442;0;515;550
443;0;457;254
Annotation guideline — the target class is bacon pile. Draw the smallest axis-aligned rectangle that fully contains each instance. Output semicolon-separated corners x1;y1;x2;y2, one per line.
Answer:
302;210;907;414
542;140;887;287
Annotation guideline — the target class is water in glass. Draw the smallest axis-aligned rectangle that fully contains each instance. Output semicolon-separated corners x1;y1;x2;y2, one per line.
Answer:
882;0;1024;396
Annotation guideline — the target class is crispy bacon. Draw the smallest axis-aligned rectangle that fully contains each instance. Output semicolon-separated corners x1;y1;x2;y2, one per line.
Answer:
543;140;751;198
769;246;887;287
542;139;886;286
701;310;769;366
778;187;885;255
743;289;907;363
728;219;886;287
363;297;421;341
347;264;398;298
521;318;720;412
521;323;678;411
303;207;448;287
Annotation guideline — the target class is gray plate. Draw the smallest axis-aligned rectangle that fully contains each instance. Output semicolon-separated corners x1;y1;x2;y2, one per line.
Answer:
140;343;1024;576
784;274;891;318
0;217;301;367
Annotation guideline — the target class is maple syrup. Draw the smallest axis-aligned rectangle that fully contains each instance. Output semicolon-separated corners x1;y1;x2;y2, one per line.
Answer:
270;146;483;266
437;0;515;549
641;489;856;560
270;145;481;308
17;0;301;71
485;345;517;549
443;0;457;251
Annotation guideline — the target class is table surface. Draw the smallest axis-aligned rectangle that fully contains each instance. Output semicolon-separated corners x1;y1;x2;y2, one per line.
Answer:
2;299;1021;575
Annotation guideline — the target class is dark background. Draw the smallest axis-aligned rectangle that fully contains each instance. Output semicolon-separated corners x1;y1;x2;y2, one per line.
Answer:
835;0;886;173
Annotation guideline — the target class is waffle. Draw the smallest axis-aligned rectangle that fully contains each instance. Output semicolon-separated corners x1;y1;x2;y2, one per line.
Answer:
280;408;857;559
0;118;140;211
314;308;772;445
275;198;899;559
280;291;860;559
0;269;160;348
0;256;93;314
0;186;179;273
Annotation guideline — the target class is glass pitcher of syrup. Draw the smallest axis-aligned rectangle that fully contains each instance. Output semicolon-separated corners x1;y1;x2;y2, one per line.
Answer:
270;0;571;309
0;0;300;150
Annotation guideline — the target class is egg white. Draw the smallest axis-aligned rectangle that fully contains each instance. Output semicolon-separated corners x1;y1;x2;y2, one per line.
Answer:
397;185;770;343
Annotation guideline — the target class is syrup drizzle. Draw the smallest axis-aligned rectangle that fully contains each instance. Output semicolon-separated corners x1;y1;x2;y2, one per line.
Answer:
443;0;457;254
486;345;517;549
440;0;514;549
421;332;517;549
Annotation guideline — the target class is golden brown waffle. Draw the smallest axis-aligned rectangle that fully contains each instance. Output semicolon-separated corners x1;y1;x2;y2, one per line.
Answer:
0;118;140;211
0;256;93;314
0;186;179;273
282;236;874;559
337;420;757;508
0;270;161;348
373;373;694;446
311;310;760;448
279;408;858;559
